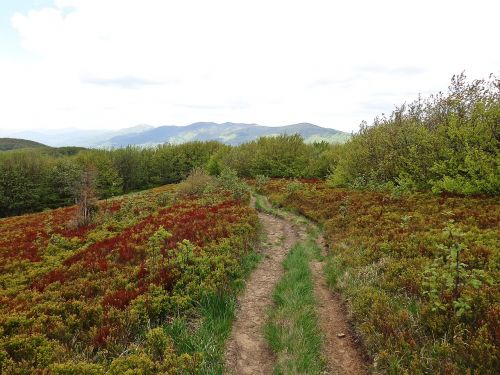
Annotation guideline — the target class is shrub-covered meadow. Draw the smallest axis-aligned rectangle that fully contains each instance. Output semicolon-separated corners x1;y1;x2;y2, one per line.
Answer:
0;180;259;373
0;73;498;373
263;179;499;374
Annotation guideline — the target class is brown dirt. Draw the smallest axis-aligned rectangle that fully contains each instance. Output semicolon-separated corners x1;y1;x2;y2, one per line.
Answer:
311;235;368;374
224;210;298;375
225;197;366;374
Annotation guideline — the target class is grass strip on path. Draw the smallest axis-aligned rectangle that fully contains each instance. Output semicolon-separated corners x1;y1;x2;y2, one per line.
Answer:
265;231;325;374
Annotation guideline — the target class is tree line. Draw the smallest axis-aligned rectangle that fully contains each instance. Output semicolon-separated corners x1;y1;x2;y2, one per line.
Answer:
0;136;339;217
0;73;498;217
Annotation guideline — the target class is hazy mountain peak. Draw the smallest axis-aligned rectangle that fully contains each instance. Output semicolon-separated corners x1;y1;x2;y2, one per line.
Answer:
100;122;350;147
1;122;350;148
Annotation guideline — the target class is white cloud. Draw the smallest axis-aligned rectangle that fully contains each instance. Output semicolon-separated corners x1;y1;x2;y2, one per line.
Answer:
1;0;499;132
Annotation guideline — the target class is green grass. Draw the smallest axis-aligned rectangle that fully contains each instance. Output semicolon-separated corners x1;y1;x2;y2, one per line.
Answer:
265;236;325;374
164;293;235;374
323;254;347;290
257;193;325;373
254;193;283;217
164;250;262;374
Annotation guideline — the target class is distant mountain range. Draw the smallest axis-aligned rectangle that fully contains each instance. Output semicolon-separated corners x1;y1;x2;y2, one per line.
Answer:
1;123;350;147
0;125;153;148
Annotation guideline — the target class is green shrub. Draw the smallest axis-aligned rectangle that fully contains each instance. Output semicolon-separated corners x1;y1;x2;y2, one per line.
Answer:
285;180;304;195
108;353;156;375
328;73;500;195
146;327;173;361
156;192;173;207
176;167;214;197
1;334;61;370
216;167;248;200
49;362;104;374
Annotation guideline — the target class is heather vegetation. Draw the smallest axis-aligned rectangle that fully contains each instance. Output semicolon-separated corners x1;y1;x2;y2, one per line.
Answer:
0;175;259;373
262;179;499;373
0;73;498;373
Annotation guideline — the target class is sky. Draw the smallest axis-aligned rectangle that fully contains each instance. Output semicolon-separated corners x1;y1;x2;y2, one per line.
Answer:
0;0;499;133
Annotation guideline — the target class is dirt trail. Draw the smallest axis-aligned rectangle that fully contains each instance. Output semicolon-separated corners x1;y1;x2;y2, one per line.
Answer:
311;236;367;374
224;197;366;374
224;209;299;375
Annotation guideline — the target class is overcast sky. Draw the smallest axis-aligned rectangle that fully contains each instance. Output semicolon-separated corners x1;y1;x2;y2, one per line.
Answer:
0;0;499;133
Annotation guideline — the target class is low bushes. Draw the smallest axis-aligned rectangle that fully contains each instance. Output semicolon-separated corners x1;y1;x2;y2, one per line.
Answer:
264;179;499;374
0;182;258;373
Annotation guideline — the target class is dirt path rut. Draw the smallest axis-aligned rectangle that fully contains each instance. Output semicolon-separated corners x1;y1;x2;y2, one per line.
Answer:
311;236;367;374
224;210;298;375
225;197;366;374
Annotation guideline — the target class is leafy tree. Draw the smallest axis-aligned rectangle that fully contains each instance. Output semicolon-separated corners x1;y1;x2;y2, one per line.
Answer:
46;158;82;207
329;73;500;194
77;151;123;198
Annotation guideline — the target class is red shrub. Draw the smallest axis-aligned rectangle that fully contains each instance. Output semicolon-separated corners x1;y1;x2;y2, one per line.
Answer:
93;325;111;347
102;289;141;310
32;269;67;291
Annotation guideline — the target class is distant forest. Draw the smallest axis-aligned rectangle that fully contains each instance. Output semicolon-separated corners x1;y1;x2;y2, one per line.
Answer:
0;73;498;217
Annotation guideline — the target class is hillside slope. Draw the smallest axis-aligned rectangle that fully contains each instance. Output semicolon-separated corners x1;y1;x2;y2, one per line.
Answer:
0;138;47;151
0;183;259;373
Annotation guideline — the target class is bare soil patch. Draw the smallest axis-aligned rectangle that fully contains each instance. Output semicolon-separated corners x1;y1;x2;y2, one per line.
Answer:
311;235;367;374
225;197;366;374
224;211;297;375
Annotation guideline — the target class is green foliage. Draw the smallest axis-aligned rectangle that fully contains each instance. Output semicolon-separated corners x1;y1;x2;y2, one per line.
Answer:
150;141;223;185
216;167;248;200
0;334;62;372
176;167;215;197
146;327;172;361
423;221;494;319
108;353;156;375
0;138;47;151
78;150;123;198
0;183;259;373
46;158;82;207
206;146;231;176
146;227;172;277
285;179;304;195
264;179;499;374
0;141;225;217
0;151;47;215
221;134;341;178
177;166;248;202
328;73;500;195
49;362;104;374
254;174;270;193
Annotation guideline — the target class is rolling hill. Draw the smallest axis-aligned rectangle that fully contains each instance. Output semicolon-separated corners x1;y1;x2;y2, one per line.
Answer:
1;123;350;148
0;138;47;151
97;122;350;147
